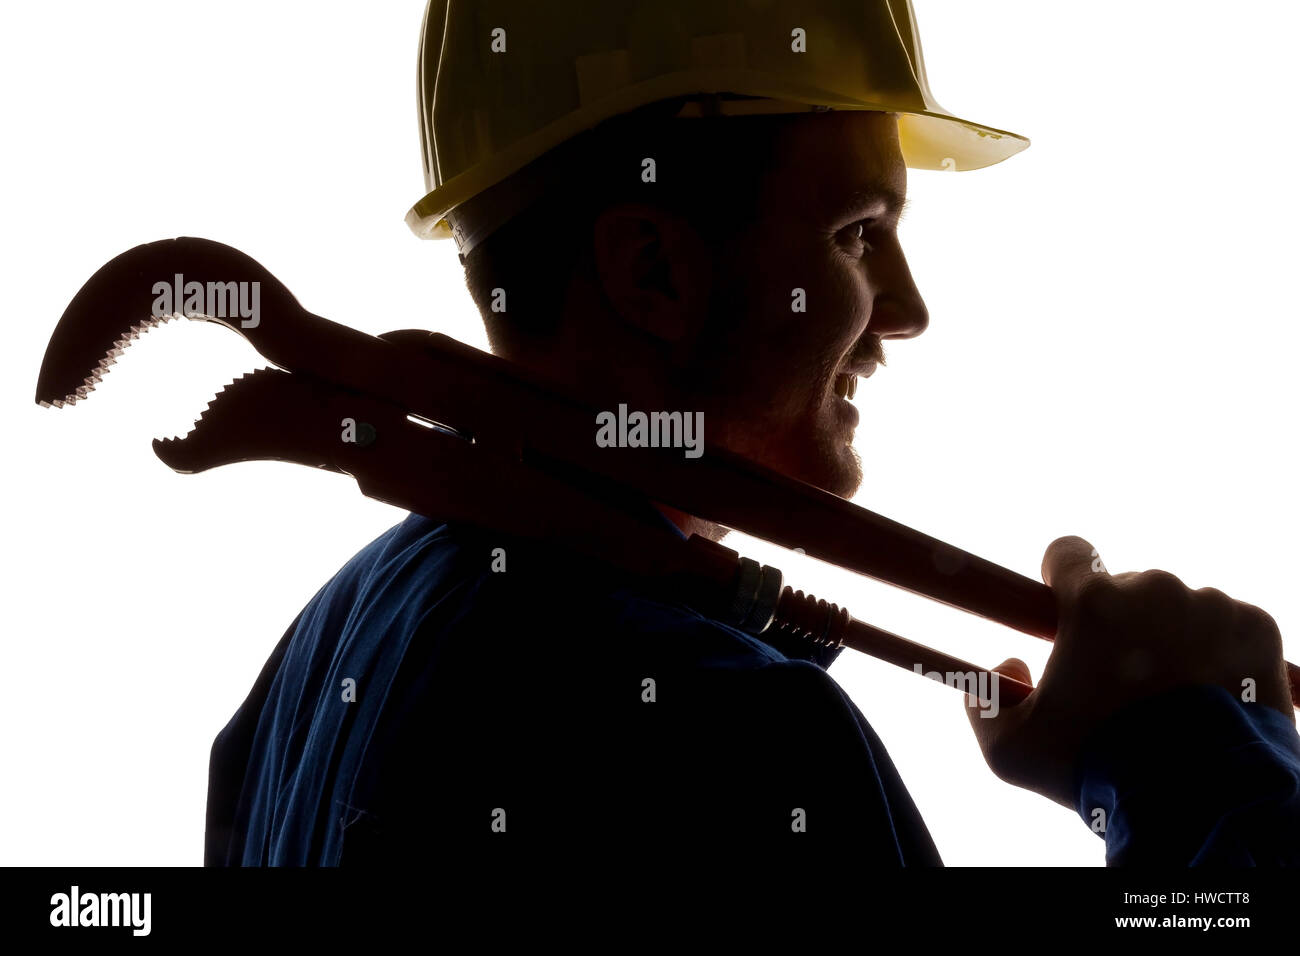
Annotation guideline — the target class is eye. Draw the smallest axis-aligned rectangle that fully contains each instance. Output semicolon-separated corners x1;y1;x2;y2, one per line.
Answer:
851;221;875;254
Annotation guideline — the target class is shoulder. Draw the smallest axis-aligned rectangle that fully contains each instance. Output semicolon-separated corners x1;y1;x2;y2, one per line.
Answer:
313;511;844;712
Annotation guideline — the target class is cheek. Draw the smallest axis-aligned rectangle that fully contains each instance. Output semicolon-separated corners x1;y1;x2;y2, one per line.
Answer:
781;244;866;338
793;255;872;392
707;243;868;410
824;255;872;345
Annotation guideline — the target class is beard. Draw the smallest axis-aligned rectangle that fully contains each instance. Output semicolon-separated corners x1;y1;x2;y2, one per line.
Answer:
704;396;863;500
788;411;863;499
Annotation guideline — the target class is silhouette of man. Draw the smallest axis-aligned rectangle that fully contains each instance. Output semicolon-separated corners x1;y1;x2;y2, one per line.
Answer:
205;99;1299;869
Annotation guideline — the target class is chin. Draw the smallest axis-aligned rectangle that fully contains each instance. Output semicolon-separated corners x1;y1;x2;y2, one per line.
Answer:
708;404;863;499
809;440;863;499
769;426;863;500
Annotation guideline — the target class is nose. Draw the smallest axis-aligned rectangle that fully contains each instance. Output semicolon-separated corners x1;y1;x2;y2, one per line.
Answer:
871;249;929;341
871;294;928;342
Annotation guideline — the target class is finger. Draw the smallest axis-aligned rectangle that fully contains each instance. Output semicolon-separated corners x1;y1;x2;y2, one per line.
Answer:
964;658;1032;716
1041;535;1108;597
964;660;1033;765
991;657;1032;685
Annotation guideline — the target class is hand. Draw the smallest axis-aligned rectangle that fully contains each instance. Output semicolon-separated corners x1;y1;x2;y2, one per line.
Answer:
964;535;1294;809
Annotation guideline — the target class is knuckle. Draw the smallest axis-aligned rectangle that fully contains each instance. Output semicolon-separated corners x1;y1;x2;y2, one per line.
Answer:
1131;569;1188;607
1193;586;1236;617
1073;575;1121;620
1236;602;1283;646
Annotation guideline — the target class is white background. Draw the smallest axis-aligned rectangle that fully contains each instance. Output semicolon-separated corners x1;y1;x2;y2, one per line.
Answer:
2;1;1296;866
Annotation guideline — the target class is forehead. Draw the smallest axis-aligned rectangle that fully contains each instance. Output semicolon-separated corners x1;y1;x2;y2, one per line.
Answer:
763;110;906;219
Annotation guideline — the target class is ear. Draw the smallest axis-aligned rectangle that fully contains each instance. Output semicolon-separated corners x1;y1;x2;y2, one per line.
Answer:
589;202;711;347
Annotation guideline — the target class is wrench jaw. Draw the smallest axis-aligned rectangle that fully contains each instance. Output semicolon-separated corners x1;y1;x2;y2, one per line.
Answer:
35;236;308;410
149;361;495;531
37;312;184;409
152;366;348;477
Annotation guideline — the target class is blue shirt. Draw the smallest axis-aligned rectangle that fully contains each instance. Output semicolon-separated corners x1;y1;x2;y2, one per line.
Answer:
205;507;1300;866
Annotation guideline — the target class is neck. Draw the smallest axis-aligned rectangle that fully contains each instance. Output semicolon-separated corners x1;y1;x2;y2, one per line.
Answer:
654;501;728;543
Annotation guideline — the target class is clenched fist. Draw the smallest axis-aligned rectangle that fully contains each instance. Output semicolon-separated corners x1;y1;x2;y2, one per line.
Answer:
965;535;1294;810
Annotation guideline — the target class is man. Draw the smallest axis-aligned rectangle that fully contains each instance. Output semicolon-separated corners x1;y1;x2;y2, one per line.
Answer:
205;0;1300;867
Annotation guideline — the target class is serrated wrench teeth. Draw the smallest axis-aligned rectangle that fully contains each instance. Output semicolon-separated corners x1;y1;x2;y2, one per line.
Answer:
35;235;450;486
35;237;308;411
150;366;346;475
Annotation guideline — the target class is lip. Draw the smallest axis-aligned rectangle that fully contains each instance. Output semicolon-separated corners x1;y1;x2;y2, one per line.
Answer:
837;392;860;430
831;380;861;431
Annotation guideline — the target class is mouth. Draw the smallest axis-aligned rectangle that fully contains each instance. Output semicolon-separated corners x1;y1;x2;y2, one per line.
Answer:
832;373;856;401
832;363;877;402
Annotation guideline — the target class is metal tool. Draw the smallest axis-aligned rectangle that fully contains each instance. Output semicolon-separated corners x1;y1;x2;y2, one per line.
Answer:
36;237;1300;710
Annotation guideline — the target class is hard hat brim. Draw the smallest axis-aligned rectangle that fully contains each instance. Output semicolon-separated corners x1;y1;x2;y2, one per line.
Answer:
405;74;1029;241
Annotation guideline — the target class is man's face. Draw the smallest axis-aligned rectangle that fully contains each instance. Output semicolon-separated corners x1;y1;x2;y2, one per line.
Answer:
684;110;928;499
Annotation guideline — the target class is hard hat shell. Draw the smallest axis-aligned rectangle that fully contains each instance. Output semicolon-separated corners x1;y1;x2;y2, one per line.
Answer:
407;0;1029;249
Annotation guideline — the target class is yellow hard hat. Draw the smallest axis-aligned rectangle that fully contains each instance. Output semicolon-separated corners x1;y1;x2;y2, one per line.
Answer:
407;0;1029;251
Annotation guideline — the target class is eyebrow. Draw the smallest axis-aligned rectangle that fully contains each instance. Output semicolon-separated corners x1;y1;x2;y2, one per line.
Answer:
841;181;910;221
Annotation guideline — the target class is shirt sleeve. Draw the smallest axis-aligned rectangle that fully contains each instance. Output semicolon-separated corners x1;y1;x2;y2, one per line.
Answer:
1075;683;1300;865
